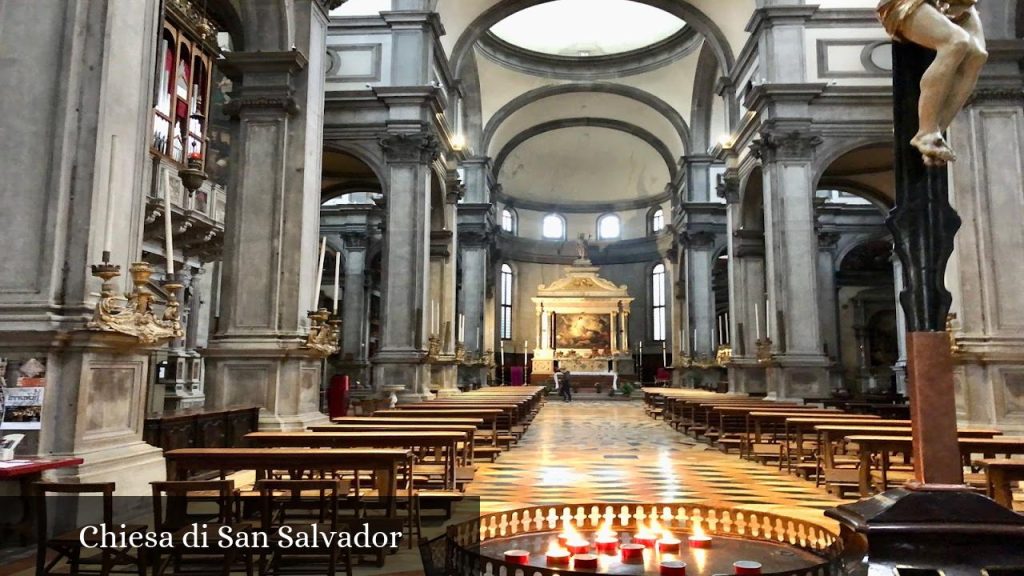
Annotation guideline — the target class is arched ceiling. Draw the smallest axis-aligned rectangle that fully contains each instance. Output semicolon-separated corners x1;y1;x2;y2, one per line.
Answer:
497;126;671;205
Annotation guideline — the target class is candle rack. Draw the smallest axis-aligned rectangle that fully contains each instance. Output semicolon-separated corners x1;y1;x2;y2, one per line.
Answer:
87;261;184;345
305;308;340;357
425;502;841;576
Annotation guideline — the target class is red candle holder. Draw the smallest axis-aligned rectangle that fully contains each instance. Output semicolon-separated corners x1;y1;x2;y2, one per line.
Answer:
573;554;599;570
634;534;658;548
734;561;763;575
504;550;530;565
688;535;713;549
557;533;572;547
546;549;571;566
595;536;619;554
660;560;688;576
620;543;645;562
566;540;590;555
657;537;682;554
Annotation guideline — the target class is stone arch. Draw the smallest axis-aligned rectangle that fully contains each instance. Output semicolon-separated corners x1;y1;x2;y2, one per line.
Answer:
738;166;765;231
689;42;720;153
813;137;895;210
483;82;691;156
235;0;293;52
493;118;679;181
449;0;736;79
322;141;389;195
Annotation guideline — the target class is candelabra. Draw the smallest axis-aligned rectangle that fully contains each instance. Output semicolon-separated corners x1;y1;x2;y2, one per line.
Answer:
305;308;340;357
716;344;733;367
454;341;466;363
87;260;184;345
755;338;775;365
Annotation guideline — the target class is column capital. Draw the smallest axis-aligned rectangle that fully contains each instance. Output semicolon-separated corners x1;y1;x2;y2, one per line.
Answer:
733;229;766;258
968;87;1024;105
458;227;490;249
682;230;717;249
220;51;307;117
379;133;439;164
817;231;841;250
754;129;822;162
716;170;740;204
341;232;369;251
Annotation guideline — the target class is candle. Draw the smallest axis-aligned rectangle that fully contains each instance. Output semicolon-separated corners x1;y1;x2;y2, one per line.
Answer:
620;543;645;562
692;329;697;354
313;236;326;308
765;298;771;337
657;537;682;554
633;533;658;548
566;539;590;555
477;326;481;349
102;135;117;259
734;561;763;575
754;303;761;339
661;561;687;576
711;326;716;351
679;329;684;352
687;534;712;549
546;548;570;566
163;169;175;275
662;341;667;366
332;250;340;314
573;554;598;570
504;550;529;565
595;536;619;554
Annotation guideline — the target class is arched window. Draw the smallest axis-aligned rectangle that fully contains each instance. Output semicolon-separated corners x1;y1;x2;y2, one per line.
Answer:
652;264;666;341
501;208;517;234
500;264;514;340
597;213;621;240
650;208;665;234
542;214;566;240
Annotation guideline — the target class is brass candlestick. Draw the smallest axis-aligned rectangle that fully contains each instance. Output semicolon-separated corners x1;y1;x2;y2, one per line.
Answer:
305;308;340;357
88;261;184;344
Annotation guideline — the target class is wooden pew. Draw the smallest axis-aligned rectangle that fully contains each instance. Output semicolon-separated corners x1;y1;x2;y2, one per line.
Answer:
246;431;466;491
845;434;1019;497
370;410;508;459
309;424;479;464
782;416;886;475
973;459;1024;509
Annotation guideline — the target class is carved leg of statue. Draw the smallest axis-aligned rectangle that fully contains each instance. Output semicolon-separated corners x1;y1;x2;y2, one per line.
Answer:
899;5;987;166
937;9;987;131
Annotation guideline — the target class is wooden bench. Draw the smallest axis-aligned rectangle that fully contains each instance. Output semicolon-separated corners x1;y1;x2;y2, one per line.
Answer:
973;458;1024;509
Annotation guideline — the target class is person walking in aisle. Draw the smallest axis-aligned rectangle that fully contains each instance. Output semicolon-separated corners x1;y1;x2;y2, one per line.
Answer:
559;369;573;402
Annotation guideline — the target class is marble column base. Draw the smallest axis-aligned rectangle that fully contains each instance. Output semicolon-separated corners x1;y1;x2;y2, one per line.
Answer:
728;358;768;394
204;337;325;427
372;350;432;402
765;354;831;400
430;363;458;394
956;356;1024;435
46;441;166;495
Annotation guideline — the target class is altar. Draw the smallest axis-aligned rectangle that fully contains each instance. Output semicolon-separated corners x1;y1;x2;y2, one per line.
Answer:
528;254;634;383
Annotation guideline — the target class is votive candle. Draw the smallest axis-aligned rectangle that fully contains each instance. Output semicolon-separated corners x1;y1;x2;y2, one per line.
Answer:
661;560;687;576
595;537;619;554
688;535;712;549
734;561;763;575
546;549;570;566
658;537;682;554
504;550;529;565
573;554;598;570
566;540;590;555
620;543;645;562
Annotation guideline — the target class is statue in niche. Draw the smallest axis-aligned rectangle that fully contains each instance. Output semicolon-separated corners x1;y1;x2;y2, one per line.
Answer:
877;0;987;166
575;233;590;261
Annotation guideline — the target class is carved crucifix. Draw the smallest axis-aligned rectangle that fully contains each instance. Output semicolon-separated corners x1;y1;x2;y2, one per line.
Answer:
877;0;987;166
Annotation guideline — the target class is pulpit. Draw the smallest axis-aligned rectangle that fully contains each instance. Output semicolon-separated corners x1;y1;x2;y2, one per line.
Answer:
529;260;634;384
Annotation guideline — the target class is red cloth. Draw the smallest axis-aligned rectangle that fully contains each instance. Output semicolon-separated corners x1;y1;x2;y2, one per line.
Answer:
655;367;671;382
509;366;525;386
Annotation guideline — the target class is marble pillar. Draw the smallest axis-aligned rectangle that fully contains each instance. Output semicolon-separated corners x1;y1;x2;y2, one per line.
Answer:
728;229;768;394
339;233;369;384
760;130;830;399
817;232;841;391
948;87;1024;433
684;232;719;389
373;133;437;401
205;1;332;430
0;0;166;490
457;223;490;388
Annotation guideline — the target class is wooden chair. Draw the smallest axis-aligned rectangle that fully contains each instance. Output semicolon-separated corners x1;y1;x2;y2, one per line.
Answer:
34;481;147;576
258;479;353;576
150;480;256;576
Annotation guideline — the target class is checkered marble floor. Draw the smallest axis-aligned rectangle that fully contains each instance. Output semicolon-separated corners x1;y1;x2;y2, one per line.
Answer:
466;401;842;528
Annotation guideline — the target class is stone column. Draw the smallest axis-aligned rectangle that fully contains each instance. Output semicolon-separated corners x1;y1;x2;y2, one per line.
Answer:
373;133;437;401
0;0;167;490
684;231;719;388
457;220;489;388
760;130;830;399
728;229;768;394
817;231;840;390
339;232;368;383
204;43;329;430
948;87;1024;433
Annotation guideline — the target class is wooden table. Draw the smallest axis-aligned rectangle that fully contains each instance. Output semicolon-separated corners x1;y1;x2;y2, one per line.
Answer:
309;424;479;463
973;458;1024;509
0;457;84;545
245;431;466;490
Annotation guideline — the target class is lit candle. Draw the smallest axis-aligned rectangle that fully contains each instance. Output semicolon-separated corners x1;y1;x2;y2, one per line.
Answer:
102;135;117;259
657;536;682;554
634;532;657;549
573;554;598;570
661;561;687;576
313;236;326;308
546;544;570;567
566;539;590;555
163;169;175;276
504;550;529;565
688;534;712;549
595;536;619;554
332;250;340;314
734;561;763;575
620;543;645;562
